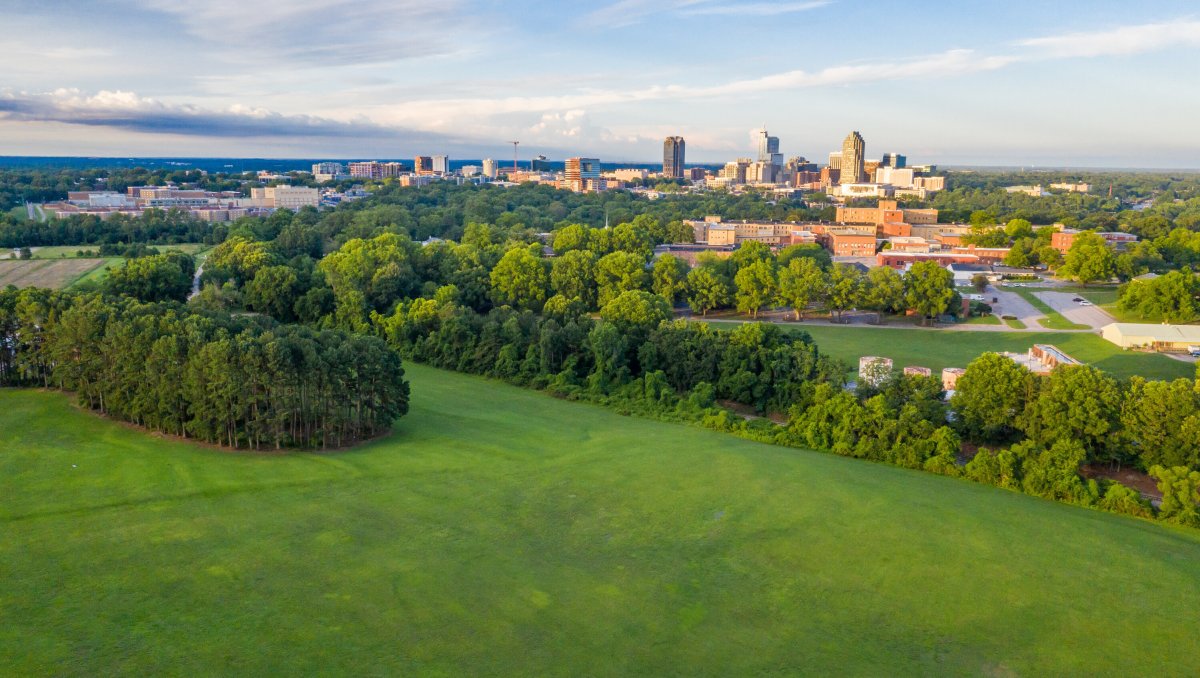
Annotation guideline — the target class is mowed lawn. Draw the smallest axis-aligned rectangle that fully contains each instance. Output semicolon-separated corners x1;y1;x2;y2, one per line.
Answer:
705;321;1195;381
5;365;1200;675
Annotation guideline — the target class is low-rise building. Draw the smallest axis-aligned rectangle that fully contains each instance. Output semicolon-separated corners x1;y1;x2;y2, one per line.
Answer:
1050;182;1090;193
950;245;1011;264
1001;345;1080;373
249;185;319;210
903;366;932;377
1005;185;1047;197
825;230;877;257
876;251;981;270
1050;228;1138;254
947;262;994;284
1100;323;1200;352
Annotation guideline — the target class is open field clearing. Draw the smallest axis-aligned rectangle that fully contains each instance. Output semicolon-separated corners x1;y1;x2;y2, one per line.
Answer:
0;258;108;289
28;243;211;259
3;364;1200;675
704;321;1195;380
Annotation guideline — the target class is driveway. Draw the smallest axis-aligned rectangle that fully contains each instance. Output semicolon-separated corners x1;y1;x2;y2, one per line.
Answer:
987;286;1044;329
1035;291;1115;330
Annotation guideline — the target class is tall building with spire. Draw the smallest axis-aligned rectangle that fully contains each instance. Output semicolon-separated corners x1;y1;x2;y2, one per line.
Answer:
840;131;866;185
663;136;685;178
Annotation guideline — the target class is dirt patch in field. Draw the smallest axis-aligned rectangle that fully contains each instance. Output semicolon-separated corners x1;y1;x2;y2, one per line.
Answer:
0;259;107;289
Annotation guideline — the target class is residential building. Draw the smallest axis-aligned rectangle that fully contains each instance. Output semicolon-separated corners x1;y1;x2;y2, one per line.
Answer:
720;158;751;184
460;165;481;177
684;167;707;181
663;136;685;178
745;161;776;184
914;176;946;191
840;131;866;185
347;161;405;179
482;158;498;178
348;161;382;179
414;156;433;175
606;168;649;182
312;162;345;182
432;155;449;174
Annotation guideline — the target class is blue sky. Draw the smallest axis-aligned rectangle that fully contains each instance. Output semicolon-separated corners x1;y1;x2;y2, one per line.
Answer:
2;0;1199;166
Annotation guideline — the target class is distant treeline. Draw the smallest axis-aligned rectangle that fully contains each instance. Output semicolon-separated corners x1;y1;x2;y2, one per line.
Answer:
0;289;409;449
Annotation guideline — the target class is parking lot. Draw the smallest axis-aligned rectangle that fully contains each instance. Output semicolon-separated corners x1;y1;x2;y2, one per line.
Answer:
1035;291;1115;330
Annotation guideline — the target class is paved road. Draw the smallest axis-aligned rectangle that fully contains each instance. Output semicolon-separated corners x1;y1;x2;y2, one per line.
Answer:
1036;291;1115;330
987;286;1045;329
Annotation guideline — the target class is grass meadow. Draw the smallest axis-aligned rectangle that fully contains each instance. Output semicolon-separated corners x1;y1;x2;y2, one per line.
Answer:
4;364;1200;675
705;320;1195;381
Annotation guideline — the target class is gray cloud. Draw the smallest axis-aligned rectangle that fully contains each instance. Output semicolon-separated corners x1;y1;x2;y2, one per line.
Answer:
0;90;462;146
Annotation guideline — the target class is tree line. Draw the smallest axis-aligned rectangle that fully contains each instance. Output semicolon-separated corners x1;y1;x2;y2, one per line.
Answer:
0;288;409;449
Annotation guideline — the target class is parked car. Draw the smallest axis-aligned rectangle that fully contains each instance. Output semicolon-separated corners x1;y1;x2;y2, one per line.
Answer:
1189;345;1200;357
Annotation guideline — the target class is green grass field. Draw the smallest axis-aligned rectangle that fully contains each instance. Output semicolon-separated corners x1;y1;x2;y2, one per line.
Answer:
705;321;1195;380
4;364;1200;675
31;243;210;259
66;257;125;287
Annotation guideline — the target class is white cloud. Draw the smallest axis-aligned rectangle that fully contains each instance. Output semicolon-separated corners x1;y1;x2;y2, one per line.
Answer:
681;1;830;17
131;0;482;64
582;0;829;28
1017;20;1200;58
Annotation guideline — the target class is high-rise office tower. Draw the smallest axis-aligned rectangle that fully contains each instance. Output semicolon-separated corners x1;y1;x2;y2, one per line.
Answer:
663;136;685;178
432;155;449;174
755;128;781;165
827;152;842;170
840;131;866;185
482;158;498;178
882;152;906;168
564;157;600;181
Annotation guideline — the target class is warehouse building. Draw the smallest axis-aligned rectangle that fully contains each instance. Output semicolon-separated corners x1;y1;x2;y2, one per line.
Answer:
1100;323;1200;352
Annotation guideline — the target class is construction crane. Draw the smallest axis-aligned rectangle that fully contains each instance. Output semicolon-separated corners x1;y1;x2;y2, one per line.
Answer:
509;141;520;172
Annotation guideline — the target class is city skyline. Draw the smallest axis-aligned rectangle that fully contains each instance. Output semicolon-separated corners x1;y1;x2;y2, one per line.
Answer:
2;1;1200;166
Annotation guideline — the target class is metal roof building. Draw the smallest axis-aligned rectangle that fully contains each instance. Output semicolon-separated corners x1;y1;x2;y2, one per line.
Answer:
1100;323;1200;351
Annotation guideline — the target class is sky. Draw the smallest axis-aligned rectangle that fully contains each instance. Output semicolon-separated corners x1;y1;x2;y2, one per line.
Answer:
2;0;1199;167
